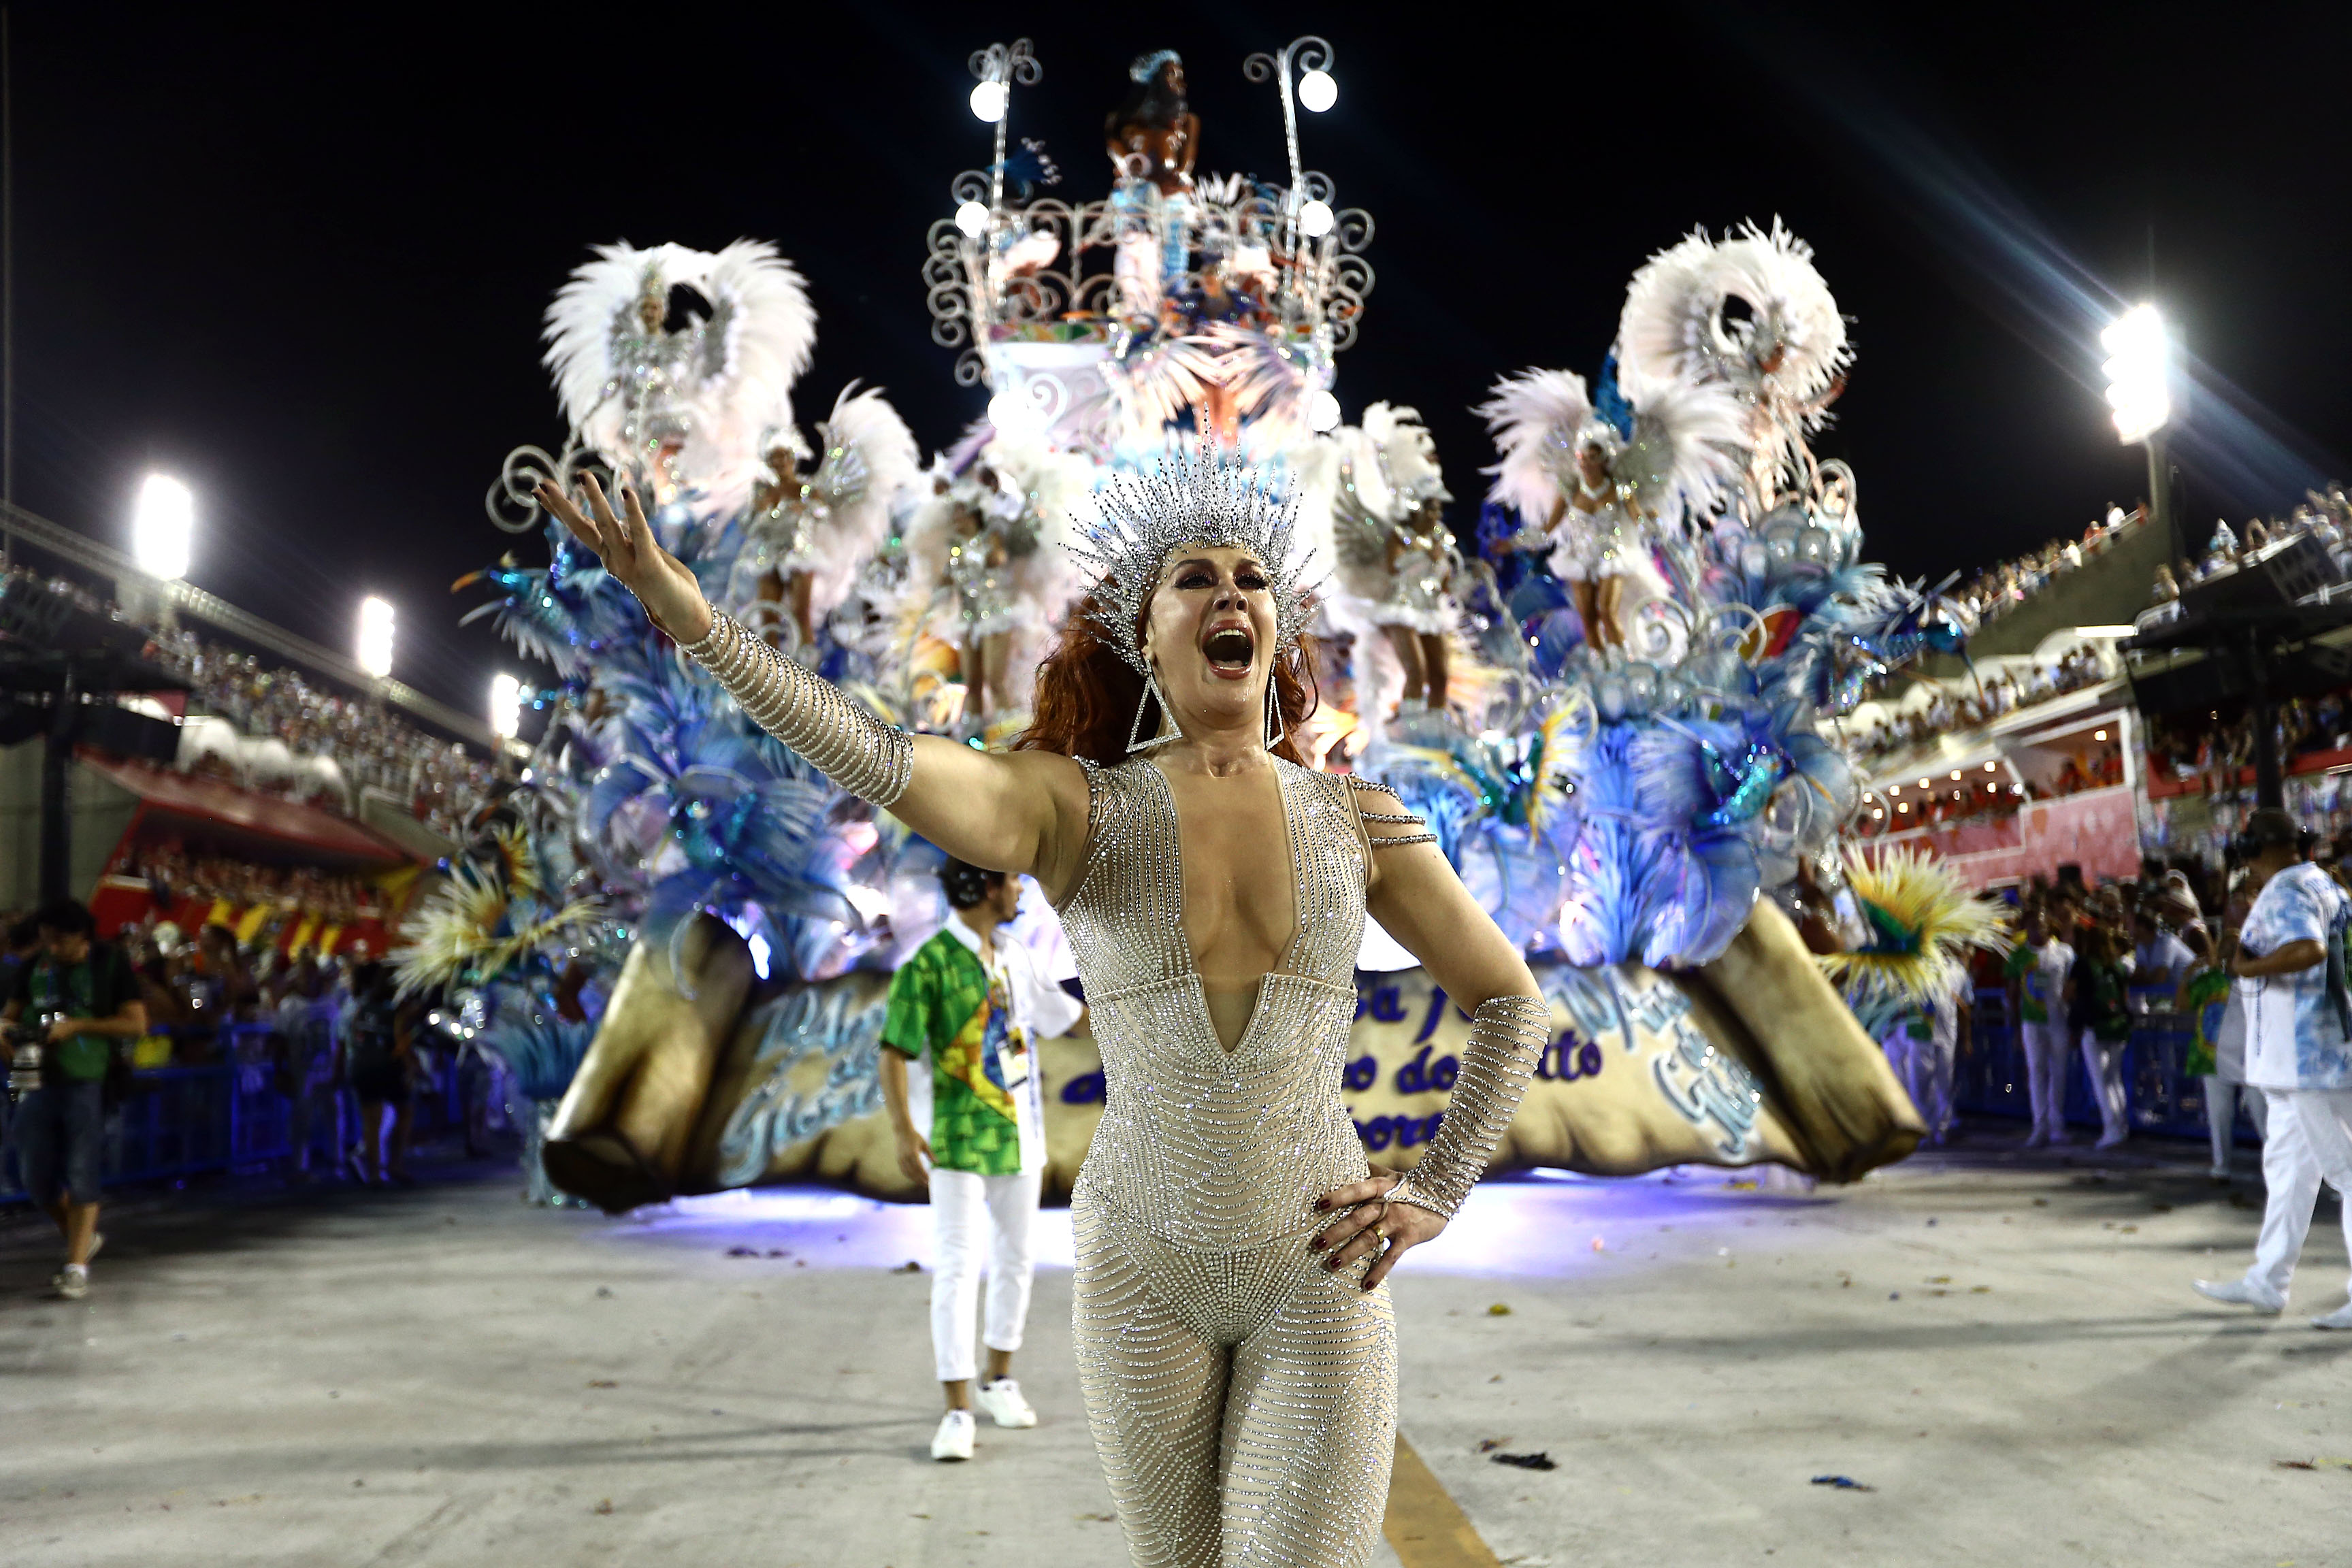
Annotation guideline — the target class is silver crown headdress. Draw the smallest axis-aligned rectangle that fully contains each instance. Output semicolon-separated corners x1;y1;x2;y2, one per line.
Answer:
1068;444;1318;677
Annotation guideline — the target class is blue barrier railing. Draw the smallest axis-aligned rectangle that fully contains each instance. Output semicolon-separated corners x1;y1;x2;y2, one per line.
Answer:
1955;985;2256;1143
1;1022;461;1204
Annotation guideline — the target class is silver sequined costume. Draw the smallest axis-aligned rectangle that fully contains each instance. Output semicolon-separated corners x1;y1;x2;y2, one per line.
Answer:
680;610;1551;1566
1056;757;1550;1567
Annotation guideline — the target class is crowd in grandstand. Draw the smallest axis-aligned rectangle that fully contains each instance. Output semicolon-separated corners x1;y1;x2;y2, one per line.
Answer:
3;564;497;836
1953;504;2144;626
1848;644;2115;772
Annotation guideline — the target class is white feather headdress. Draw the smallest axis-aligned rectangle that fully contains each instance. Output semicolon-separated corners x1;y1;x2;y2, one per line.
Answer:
1616;220;1849;411
542;239;815;495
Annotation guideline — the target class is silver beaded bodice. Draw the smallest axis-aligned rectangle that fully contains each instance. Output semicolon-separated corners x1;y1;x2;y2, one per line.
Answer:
1056;757;1371;1251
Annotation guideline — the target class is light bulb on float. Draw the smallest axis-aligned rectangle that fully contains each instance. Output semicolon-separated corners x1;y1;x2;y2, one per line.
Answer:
1297;199;1335;239
1296;68;1337;112
987;391;1045;442
357;596;395;680
969;80;1007;122
1305;390;1341;433
954;201;990;239
132;474;194;581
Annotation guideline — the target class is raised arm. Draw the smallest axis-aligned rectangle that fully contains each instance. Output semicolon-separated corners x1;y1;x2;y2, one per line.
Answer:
540;476;1092;896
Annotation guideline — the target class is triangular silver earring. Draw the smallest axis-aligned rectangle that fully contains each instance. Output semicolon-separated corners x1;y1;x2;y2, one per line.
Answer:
1126;665;1183;753
1264;669;1283;752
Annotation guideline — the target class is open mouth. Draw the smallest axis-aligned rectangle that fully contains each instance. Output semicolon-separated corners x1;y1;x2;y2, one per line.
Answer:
1203;626;1254;676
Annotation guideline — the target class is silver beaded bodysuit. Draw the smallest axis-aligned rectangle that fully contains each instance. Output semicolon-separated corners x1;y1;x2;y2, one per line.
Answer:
1057;756;1392;1568
676;611;1551;1567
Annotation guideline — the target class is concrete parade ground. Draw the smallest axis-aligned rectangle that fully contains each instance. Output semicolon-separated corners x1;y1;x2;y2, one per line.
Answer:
3;1130;2348;1568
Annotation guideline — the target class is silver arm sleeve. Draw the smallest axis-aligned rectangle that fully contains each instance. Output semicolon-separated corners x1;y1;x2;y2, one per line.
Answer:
1389;993;1552;1220
678;611;914;808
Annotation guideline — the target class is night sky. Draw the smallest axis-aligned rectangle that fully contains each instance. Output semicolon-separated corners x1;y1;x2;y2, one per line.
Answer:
14;3;2349;714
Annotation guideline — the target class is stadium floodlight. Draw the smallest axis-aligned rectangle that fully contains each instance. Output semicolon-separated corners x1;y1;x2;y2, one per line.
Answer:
132;474;193;581
2101;303;2170;445
490;672;523;739
357;596;395;679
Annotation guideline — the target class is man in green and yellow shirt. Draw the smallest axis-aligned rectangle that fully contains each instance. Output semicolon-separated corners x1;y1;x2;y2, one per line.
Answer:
881;858;1083;1461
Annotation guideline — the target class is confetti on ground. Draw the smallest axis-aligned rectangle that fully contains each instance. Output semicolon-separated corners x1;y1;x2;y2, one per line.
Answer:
1491;1452;1557;1471
587;1380;617;1389
1811;1475;1874;1491
1488;1303;1512;1316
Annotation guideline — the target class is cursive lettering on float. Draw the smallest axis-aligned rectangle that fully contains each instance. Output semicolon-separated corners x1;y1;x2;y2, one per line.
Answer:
1648;1013;1761;1158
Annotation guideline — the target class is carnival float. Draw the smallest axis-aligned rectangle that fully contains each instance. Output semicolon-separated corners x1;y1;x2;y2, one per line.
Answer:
399;37;2005;1213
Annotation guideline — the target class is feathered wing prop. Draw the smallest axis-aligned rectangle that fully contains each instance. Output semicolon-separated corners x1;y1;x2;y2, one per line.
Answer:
541;239;815;507
1616;221;1849;408
698;240;816;442
1477;368;1590;527
1203;322;1330;454
1617;374;1748;538
797;384;921;624
1102;333;1225;438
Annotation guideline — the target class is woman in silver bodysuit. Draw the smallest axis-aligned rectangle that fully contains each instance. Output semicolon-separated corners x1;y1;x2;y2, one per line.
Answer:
542;451;1550;1568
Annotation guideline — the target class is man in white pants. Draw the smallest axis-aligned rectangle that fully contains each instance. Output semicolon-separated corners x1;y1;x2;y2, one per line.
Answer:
2193;808;2352;1328
1885;978;1967;1145
2006;908;2075;1147
881;859;1085;1460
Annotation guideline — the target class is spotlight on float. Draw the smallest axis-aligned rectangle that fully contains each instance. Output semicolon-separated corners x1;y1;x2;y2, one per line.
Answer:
1296;68;1337;113
132;474;193;581
1305;390;1341;434
357;596;395;680
955;200;991;239
2101;302;2170;445
969;80;1007;122
1297;199;1335;240
490;672;523;740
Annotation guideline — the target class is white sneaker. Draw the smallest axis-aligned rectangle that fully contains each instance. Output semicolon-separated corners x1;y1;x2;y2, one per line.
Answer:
2311;1301;2352;1330
2193;1277;2285;1314
974;1377;1038;1429
930;1409;975;1461
51;1264;88;1301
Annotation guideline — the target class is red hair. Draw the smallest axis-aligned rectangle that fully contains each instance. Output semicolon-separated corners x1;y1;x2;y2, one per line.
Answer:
1015;589;1319;767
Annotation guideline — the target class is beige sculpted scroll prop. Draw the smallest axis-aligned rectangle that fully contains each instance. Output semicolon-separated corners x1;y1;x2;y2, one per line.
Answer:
541;902;1917;1212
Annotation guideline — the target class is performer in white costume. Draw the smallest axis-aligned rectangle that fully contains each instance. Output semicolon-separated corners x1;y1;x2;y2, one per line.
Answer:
1479;362;1742;653
1325;404;1460;721
2194;809;2352;1328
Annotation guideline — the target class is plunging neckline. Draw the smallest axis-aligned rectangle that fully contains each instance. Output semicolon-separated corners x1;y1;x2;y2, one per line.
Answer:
1144;756;1305;1051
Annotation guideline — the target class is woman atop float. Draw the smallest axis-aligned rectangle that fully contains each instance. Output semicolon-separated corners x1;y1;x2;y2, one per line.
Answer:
540;447;1547;1568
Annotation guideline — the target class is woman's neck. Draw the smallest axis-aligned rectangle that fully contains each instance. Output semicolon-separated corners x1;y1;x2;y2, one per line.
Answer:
1154;721;1269;779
